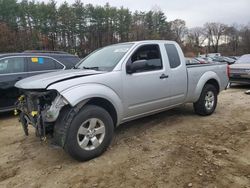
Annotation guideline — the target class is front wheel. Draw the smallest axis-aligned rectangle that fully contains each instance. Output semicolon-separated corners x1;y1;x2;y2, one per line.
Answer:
64;105;114;161
193;84;218;116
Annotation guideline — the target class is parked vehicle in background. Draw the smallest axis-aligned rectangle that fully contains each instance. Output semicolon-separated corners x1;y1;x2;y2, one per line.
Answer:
195;57;207;64
199;53;221;58
203;57;214;63
229;54;250;84
212;56;235;65
185;58;201;65
229;56;240;61
206;53;221;58
0;51;80;112
15;40;229;161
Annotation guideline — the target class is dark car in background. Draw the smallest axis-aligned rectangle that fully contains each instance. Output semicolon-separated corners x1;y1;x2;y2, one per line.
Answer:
0;51;80;112
212;56;235;65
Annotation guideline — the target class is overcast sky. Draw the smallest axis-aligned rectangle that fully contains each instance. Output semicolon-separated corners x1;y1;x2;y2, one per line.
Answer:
42;0;250;28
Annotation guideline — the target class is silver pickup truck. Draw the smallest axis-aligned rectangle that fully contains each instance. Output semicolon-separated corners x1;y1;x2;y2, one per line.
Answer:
15;40;229;161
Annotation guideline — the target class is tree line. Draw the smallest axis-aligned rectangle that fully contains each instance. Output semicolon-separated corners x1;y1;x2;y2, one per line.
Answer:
0;0;249;57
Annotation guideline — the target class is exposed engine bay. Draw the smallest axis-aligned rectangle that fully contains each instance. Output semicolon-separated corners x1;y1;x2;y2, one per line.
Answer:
15;89;68;140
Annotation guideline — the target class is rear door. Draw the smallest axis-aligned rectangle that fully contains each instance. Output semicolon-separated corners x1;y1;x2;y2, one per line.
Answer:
122;44;172;119
0;56;27;110
164;43;188;105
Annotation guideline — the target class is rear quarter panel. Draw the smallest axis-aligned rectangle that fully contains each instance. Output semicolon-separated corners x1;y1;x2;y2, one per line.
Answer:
186;63;228;103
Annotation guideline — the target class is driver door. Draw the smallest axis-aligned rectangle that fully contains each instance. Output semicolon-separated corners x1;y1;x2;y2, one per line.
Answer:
122;44;171;120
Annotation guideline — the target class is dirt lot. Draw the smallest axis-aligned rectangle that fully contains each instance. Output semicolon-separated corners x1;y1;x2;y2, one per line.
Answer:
0;86;250;188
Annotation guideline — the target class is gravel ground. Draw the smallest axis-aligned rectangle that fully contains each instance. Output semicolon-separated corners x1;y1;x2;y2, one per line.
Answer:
0;86;250;188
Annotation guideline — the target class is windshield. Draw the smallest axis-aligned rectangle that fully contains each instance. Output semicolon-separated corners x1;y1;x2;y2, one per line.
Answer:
77;43;133;71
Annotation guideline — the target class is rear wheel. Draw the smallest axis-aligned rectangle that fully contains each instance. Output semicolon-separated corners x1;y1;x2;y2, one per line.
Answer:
193;84;218;116
64;105;114;161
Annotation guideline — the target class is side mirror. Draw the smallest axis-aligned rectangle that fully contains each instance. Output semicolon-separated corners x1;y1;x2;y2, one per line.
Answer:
126;59;147;74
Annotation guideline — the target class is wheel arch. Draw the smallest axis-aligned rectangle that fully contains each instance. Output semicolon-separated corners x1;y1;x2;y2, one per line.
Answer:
53;95;120;148
194;71;221;102
205;79;220;94
84;97;118;127
58;84;123;126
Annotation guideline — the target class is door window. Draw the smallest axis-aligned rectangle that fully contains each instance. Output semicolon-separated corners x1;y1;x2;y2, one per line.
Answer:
128;44;162;73
165;44;181;68
55;61;64;69
0;57;25;74
27;57;58;71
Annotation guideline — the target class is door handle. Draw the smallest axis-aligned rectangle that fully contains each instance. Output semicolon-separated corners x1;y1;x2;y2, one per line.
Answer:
159;74;169;79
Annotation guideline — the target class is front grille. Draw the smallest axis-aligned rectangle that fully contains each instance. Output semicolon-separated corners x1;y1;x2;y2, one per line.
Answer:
23;90;58;113
26;95;39;112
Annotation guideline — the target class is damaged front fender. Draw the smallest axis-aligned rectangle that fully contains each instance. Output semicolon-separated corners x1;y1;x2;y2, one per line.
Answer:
47;83;123;125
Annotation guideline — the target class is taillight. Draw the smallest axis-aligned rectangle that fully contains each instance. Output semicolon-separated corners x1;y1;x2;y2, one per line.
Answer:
227;65;230;78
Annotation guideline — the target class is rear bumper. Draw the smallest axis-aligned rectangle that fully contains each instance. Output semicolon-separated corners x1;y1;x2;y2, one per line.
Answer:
229;72;250;84
229;77;250;84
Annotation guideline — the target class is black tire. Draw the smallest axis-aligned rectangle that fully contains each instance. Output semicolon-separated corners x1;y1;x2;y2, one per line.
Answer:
64;105;114;161
193;84;218;116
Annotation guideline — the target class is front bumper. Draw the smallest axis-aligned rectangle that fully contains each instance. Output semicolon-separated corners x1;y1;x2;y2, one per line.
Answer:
15;90;67;140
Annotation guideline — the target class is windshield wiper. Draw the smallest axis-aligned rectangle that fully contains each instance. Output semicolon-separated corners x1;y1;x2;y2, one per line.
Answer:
82;66;99;70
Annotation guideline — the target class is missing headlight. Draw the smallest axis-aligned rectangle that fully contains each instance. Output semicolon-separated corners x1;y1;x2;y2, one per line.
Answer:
44;95;68;122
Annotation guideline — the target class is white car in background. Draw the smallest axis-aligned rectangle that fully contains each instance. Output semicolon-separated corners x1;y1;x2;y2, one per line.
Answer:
229;54;250;84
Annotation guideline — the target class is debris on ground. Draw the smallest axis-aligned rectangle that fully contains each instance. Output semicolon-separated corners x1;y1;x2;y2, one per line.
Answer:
0;89;249;187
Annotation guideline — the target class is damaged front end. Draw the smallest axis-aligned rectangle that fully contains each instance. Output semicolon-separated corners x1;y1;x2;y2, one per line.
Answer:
15;90;68;141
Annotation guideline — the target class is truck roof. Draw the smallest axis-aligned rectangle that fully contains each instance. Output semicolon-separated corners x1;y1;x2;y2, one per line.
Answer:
122;40;177;45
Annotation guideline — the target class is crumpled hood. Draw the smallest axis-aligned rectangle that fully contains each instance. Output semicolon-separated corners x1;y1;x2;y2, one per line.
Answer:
15;69;104;89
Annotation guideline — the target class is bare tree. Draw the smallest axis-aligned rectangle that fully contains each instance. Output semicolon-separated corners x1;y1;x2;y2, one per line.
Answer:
239;24;250;54
224;24;240;55
187;27;206;47
170;19;187;44
204;22;227;53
